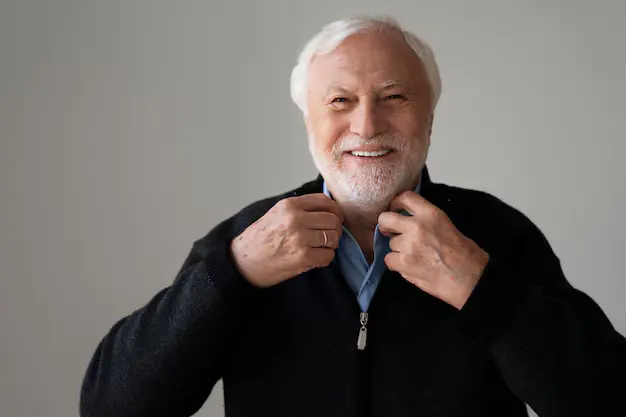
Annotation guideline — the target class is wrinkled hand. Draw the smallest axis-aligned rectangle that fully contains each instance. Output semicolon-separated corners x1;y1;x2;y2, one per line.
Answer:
230;194;343;288
378;191;490;310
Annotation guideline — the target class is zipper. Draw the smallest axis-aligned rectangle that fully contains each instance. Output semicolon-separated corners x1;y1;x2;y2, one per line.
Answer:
357;312;368;350
356;311;370;417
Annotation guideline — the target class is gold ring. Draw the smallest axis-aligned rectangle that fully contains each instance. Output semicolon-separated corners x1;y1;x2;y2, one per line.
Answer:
322;230;328;248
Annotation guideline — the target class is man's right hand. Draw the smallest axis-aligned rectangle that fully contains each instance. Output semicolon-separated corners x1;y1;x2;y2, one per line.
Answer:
230;193;344;288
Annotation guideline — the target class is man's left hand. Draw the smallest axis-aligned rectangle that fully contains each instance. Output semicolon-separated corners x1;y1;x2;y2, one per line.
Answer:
379;191;490;310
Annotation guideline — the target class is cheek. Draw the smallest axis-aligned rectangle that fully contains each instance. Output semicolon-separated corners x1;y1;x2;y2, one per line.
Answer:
309;112;348;153
388;114;431;159
389;110;429;139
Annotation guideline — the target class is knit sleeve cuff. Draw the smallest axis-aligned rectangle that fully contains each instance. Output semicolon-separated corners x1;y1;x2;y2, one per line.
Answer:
451;253;530;347
198;240;261;305
171;239;262;322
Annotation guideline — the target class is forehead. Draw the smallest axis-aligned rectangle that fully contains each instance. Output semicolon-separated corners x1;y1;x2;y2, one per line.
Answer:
307;29;429;93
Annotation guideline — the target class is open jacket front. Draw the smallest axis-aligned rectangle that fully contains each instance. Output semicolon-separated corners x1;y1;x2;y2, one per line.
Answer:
80;166;626;417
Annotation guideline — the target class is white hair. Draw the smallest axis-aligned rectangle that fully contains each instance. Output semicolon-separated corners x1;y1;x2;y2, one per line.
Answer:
290;16;442;114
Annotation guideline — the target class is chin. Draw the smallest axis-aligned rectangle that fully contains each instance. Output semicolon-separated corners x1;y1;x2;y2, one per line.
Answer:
333;169;409;208
310;142;425;208
345;182;401;207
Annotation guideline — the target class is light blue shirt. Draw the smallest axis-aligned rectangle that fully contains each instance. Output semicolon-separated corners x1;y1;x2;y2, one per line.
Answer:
322;180;422;312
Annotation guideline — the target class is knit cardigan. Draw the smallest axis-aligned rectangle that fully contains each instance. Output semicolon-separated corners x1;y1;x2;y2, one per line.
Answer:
80;166;626;417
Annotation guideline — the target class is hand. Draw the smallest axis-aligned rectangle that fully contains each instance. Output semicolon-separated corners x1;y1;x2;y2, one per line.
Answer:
378;191;490;310
230;194;343;288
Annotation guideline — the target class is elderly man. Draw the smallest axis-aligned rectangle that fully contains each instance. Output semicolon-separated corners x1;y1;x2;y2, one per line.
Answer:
80;16;626;417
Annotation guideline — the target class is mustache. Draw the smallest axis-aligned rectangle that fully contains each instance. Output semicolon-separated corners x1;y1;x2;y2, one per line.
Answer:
331;134;408;155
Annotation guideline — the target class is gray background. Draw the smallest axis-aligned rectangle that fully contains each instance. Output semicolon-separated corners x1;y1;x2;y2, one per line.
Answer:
1;0;624;416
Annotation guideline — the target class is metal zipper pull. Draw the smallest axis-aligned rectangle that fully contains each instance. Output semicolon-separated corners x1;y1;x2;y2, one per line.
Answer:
357;312;368;350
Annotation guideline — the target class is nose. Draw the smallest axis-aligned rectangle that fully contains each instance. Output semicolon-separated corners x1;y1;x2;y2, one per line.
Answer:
349;100;387;139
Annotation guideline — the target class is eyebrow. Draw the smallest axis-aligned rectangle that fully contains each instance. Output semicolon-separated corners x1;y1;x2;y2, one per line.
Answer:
324;85;351;95
380;79;411;89
324;80;410;96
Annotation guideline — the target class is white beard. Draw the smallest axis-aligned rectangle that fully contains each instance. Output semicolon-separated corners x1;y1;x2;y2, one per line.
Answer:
308;132;428;209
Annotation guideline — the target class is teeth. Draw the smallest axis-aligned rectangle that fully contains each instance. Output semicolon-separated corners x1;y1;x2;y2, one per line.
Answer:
350;150;391;157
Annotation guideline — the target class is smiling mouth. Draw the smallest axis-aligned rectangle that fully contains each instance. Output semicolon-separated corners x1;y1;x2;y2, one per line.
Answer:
347;149;392;157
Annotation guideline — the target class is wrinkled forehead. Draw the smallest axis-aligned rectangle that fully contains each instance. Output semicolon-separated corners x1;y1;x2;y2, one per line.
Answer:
307;30;430;95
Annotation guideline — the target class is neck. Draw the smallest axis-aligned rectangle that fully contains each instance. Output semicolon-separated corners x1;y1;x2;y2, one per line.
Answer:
325;172;423;262
340;201;386;233
334;198;391;264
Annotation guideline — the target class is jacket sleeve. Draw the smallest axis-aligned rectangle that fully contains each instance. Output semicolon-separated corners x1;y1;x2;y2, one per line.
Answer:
453;214;626;416
79;217;259;417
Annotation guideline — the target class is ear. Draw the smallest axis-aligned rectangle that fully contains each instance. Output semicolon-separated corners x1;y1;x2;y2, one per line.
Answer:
427;113;434;137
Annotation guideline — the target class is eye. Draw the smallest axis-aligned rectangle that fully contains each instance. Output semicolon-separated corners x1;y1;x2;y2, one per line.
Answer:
331;97;349;103
385;94;405;100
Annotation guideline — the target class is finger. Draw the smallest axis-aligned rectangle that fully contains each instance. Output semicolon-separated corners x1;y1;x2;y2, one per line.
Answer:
384;251;403;272
291;193;344;222
388;233;408;252
306;229;340;249
301;211;343;232
378;211;412;236
308;247;336;268
389;191;434;217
